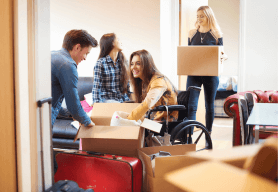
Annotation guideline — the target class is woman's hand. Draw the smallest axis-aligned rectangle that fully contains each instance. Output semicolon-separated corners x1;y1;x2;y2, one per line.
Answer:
220;52;228;64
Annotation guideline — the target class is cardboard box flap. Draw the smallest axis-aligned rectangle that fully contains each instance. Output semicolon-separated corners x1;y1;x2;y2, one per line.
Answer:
139;144;196;156
74;125;140;141
90;103;162;133
155;155;206;177
138;144;196;178
186;143;261;161
146;174;183;192
244;138;278;182
165;161;278;192
138;149;153;177
141;118;162;133
91;103;140;118
91;117;111;126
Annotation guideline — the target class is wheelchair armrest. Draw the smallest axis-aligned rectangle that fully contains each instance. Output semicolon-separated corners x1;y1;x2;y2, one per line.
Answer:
147;105;186;120
123;100;135;103
150;105;186;112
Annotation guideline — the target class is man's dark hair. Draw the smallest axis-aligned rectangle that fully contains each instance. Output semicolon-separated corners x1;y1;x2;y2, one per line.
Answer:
62;29;98;51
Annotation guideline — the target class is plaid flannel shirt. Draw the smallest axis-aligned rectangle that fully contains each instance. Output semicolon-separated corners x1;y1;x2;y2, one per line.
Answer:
92;55;130;104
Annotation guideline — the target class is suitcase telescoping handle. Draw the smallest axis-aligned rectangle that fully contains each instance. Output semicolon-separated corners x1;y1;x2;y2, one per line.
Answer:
37;97;53;191
37;97;52;107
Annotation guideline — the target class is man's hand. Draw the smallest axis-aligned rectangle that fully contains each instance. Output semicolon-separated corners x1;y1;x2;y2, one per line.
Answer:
86;121;95;127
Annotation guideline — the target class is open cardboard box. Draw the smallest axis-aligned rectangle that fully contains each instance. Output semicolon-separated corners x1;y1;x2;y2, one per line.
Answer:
243;137;278;183
164;161;278;192
138;143;269;192
185;143;262;168
74;103;162;158
138;144;208;192
164;138;278;191
177;46;221;76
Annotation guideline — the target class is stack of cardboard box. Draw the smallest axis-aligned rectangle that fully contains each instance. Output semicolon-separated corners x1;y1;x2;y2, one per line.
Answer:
164;138;277;192
139;139;277;192
74;103;277;192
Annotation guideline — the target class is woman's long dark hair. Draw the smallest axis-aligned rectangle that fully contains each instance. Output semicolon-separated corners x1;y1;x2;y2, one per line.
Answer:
129;50;164;102
98;33;129;93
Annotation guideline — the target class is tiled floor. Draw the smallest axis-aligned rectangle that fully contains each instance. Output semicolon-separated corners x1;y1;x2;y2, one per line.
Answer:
192;117;233;151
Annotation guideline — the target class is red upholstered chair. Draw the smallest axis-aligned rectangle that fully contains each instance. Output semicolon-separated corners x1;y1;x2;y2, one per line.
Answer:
224;90;278;146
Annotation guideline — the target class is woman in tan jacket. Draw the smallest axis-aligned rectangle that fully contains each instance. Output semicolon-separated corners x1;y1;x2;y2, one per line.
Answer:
127;49;178;122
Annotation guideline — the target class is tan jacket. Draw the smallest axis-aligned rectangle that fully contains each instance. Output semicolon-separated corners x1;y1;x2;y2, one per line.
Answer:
127;75;178;121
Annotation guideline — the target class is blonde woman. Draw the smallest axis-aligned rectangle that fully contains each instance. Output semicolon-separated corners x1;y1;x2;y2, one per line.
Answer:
186;6;227;146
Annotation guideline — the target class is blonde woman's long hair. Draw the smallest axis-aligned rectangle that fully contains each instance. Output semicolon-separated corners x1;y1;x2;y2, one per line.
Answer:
195;6;222;35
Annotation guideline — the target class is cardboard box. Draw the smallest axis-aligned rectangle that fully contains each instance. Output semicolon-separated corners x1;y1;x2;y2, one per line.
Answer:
74;103;162;158
138;143;266;192
185;143;262;168
177;46;221;76
164;141;278;191
165;161;278;192
138;144;203;192
243;137;278;182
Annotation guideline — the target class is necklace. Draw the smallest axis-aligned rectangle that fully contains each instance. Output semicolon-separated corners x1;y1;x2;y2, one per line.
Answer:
200;32;207;43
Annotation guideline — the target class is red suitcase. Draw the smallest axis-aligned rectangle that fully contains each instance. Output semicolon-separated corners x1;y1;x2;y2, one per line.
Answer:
54;150;142;192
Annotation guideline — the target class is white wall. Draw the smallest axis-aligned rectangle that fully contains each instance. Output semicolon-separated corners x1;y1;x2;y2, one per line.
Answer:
160;0;179;87
209;0;239;76
180;0;208;46
50;0;160;77
238;0;278;91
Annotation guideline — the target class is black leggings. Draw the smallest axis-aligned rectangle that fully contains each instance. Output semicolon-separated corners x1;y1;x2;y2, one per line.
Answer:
186;76;219;134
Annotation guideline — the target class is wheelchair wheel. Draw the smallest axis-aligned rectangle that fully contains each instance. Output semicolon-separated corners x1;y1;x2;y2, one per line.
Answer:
170;120;213;151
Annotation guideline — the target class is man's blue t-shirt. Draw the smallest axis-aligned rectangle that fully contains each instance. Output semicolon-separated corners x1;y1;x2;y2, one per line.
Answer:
51;48;91;126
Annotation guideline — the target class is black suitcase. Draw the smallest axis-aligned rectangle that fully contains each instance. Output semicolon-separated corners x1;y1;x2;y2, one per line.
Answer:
45;180;93;192
38;98;93;192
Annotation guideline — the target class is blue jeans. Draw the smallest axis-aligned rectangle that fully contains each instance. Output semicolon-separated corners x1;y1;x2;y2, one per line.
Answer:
186;76;219;134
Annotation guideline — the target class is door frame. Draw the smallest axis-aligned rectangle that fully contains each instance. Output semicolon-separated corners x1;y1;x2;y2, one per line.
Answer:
14;0;51;191
0;0;17;191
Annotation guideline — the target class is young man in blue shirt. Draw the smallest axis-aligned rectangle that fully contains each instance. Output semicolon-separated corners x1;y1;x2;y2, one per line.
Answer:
51;30;97;173
51;29;97;127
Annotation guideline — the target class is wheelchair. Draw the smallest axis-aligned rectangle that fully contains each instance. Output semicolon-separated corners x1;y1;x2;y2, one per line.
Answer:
146;86;213;151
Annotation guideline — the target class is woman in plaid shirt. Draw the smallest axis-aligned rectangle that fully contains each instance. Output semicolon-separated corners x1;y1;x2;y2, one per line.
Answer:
127;50;178;122
92;33;131;104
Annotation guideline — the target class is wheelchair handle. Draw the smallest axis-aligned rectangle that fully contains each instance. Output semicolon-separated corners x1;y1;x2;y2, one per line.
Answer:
187;86;201;92
165;105;169;133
